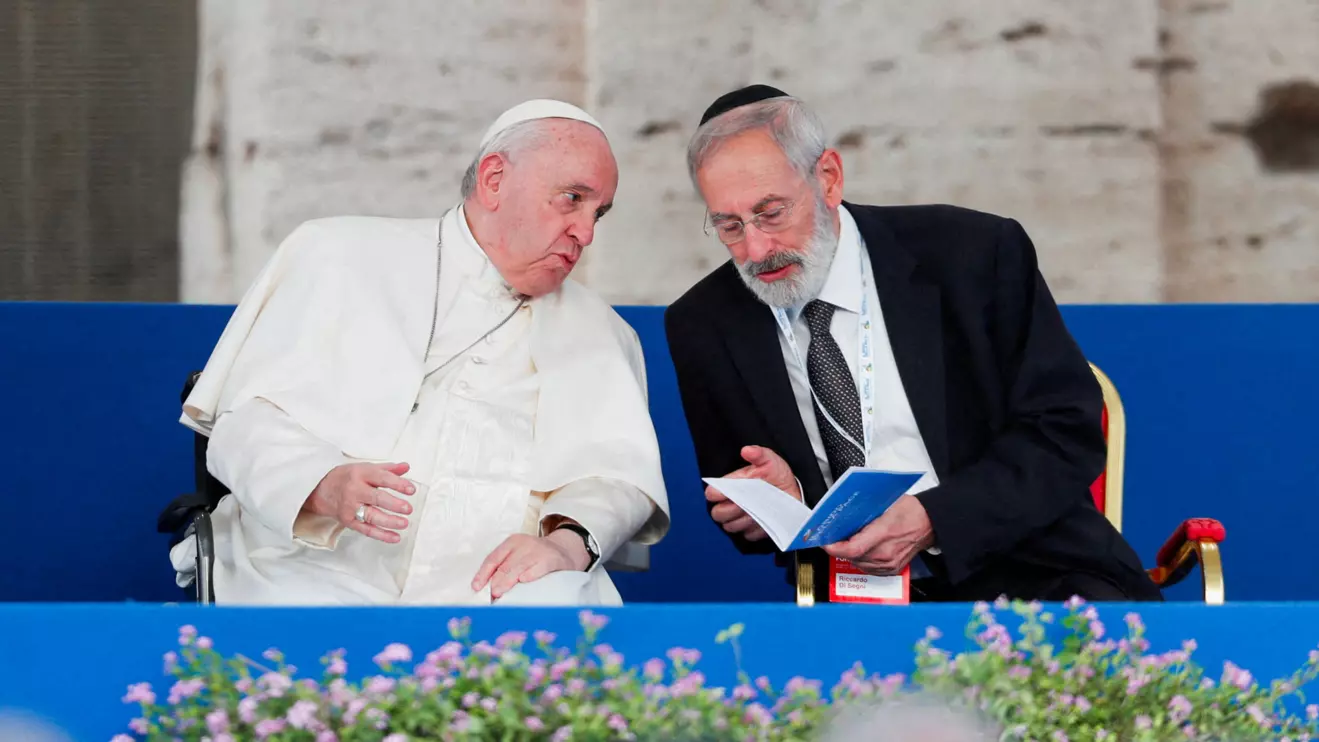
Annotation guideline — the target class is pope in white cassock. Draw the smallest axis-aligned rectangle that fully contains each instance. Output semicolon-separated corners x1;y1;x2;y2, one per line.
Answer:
170;100;671;606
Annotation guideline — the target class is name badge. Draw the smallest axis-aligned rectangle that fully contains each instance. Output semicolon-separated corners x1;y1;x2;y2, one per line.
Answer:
828;557;910;605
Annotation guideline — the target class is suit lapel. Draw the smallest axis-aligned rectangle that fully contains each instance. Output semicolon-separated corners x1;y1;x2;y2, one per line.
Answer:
713;274;828;503
848;203;951;477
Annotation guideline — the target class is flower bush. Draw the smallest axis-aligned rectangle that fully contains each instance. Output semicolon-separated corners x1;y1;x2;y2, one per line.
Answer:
115;599;1319;742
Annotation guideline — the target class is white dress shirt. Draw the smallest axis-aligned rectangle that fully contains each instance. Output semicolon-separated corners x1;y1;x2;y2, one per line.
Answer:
776;205;941;566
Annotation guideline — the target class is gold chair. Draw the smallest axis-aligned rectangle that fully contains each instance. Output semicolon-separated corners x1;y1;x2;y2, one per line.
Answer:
793;363;1226;606
1090;363;1225;604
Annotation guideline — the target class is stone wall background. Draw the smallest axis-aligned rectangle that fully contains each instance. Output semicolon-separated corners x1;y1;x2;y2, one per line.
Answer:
107;1;1319;304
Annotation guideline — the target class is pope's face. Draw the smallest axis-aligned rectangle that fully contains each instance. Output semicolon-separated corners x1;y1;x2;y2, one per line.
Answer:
493;121;618;297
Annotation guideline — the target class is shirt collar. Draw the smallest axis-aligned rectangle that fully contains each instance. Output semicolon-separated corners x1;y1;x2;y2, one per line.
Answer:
787;204;864;321
454;204;519;299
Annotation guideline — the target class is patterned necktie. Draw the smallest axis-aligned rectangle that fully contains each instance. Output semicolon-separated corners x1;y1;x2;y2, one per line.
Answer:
802;300;866;482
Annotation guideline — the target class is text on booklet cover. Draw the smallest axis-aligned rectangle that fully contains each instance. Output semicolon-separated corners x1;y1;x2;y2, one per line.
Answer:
702;468;924;552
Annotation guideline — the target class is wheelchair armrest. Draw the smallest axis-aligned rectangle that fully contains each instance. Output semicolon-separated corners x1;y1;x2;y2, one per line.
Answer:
157;492;214;537
1147;517;1226;604
603;541;650;573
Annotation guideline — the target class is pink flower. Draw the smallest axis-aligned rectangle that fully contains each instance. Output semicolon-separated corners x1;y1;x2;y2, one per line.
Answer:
755;676;772;691
744;703;773;726
1135;715;1152;730
496;631;527;650
1124;612;1144;632
206;709;230;734
643;658;665;680
481;697;498;711
525;717;545;731
1064;595;1085;610
258;672;293;697
544;684;564;702
670;671;707;697
1051;731;1069;742
607;714;628;732
383;735;408;742
122;682;155;705
973;601;991;614
365;676;396;696
551;726;573;742
162;651;178;673
1223;660;1254;689
1075;696;1092;712
262;647;283;662
317;733;338;742
238;697;259;724
665;647;701;665
111;736;135;742
327;655;347;675
178;625;198;645
167;678;205;704
255;719;287;739
1168;695;1193;723
447;617;471;637
287;700;319;730
1247;705;1268;726
578;610;609;632
196;636;214;650
343;698;367;725
534;630;557;645
924;627;942;641
1308;704;1319;721
733;684;757;701
1089;620;1106;639
374;643;412;666
1183;639;1197;653
128;718;149;734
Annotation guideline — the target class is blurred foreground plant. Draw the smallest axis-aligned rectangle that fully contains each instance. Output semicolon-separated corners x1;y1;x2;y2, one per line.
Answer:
114;600;1319;741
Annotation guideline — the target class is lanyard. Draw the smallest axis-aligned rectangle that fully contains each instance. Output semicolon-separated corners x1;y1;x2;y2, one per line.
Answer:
772;249;875;461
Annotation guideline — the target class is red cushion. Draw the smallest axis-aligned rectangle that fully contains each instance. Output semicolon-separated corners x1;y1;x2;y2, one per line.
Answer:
1090;406;1108;513
1155;518;1227;567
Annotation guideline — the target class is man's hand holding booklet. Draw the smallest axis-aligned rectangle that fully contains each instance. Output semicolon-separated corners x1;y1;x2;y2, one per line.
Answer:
702;467;923;604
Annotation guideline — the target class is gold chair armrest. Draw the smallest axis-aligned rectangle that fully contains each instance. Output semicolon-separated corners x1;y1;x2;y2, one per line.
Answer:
796;554;815;607
1148;539;1225;605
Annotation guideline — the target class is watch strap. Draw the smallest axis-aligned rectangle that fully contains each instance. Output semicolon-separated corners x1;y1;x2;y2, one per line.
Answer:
553;522;599;570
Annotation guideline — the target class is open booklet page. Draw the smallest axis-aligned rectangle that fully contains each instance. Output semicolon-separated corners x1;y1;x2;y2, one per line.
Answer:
702;468;924;552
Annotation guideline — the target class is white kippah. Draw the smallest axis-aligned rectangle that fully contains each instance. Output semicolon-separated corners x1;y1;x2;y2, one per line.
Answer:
478;99;606;149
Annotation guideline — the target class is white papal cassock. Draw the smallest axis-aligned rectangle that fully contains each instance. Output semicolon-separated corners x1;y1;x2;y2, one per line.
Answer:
169;207;670;605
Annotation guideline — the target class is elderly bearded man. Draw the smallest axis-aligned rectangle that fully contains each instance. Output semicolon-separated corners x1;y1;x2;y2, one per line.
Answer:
665;85;1161;603
171;100;670;606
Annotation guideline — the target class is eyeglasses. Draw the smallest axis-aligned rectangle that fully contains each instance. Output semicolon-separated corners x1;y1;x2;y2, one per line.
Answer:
703;199;798;245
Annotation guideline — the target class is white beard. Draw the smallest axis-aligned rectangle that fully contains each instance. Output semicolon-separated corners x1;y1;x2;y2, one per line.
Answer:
735;198;839;309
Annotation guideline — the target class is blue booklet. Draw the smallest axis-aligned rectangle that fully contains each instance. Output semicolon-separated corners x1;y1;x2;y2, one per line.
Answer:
701;467;925;552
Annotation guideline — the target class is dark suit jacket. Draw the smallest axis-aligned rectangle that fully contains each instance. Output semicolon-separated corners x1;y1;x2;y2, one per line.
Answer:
664;202;1162;602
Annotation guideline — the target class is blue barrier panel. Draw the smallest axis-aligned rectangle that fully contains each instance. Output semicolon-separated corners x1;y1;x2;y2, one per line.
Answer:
0;302;1317;603
1;602;1318;741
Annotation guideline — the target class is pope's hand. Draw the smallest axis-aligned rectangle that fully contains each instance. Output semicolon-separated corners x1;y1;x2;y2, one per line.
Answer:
471;530;590;600
822;495;935;575
705;445;802;542
303;462;416;543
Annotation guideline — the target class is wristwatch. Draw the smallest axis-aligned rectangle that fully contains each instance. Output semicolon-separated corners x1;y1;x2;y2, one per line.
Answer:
553;522;599;570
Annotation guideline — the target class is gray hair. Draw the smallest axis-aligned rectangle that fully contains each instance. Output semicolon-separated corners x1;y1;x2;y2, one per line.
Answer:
459;119;548;199
685;96;829;192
